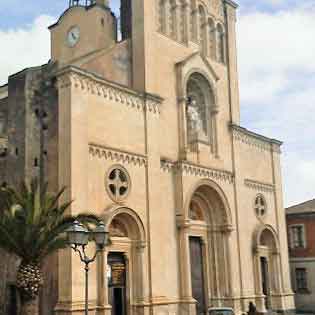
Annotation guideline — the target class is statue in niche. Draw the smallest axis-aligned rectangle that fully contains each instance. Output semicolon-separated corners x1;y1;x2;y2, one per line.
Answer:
186;96;203;133
109;219;128;237
189;201;204;221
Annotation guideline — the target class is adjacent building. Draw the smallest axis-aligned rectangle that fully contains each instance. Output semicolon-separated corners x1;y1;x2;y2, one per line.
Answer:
286;199;315;313
0;0;295;315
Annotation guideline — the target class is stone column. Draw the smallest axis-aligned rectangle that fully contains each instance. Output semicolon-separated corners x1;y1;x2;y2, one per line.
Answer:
178;226;196;315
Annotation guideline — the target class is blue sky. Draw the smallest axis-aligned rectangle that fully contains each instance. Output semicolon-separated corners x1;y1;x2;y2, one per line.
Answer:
0;0;314;207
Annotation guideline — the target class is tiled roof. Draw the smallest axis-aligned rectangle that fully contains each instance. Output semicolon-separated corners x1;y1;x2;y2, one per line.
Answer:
286;199;315;215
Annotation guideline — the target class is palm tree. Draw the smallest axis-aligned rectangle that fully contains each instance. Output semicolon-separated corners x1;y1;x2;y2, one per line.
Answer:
0;179;100;315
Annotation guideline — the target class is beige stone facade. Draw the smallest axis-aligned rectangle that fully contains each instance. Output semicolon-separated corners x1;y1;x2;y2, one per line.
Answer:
0;0;295;315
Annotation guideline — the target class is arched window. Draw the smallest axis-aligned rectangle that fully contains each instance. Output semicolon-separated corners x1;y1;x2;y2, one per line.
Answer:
186;73;216;149
169;0;177;39
190;0;198;42
158;0;167;34
198;5;207;55
217;23;225;63
179;0;187;43
208;18;216;59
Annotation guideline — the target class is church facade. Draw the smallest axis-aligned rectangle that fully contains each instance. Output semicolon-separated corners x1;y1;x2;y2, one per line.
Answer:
0;0;295;315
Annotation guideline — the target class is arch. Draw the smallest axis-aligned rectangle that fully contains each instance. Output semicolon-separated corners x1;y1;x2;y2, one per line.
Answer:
253;224;280;253
185;72;217;148
103;206;146;242
179;0;188;43
208;18;216;59
198;5;207;55
183;68;218;104
169;0;178;39
190;0;198;42
158;0;167;34
184;178;233;227
217;23;225;63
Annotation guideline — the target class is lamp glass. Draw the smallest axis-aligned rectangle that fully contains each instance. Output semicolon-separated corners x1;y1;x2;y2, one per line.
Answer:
66;221;89;246
93;222;109;247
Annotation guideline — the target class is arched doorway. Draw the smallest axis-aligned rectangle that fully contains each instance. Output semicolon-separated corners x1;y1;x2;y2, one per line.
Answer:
178;180;233;315
253;226;282;313
99;207;147;315
186;73;217;154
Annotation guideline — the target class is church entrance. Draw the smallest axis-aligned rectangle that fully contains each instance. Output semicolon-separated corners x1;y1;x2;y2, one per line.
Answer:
108;252;127;315
260;257;270;310
190;236;206;315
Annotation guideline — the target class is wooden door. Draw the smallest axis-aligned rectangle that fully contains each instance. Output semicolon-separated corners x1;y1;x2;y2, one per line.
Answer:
189;237;206;315
108;252;127;315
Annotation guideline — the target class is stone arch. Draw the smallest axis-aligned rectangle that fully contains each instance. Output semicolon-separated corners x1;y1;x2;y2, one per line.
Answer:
103;206;146;243
216;23;225;63
254;224;280;253
185;72;218;152
179;0;188;43
198;4;207;54
252;225;282;312
183;68;218;105
184;178;232;227
101;206;148;315
190;0;198;42
178;178;234;310
158;0;167;34
208;17;216;59
169;0;178;39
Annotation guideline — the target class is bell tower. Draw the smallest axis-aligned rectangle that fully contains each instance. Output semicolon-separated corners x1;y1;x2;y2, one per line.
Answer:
49;0;116;65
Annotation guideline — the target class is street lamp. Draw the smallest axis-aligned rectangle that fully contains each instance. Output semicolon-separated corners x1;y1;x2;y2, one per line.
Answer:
66;220;109;315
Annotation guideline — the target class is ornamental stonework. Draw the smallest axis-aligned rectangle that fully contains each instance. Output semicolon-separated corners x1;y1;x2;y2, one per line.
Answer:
244;179;275;193
89;143;147;167
56;67;161;115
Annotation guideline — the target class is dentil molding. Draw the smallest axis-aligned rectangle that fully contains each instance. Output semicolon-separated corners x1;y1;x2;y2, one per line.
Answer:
244;179;275;193
89;143;147;167
161;159;234;184
56;66;162;115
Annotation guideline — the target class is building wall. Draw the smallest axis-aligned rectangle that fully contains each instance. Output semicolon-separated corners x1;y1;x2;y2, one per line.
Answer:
287;213;315;312
0;1;295;315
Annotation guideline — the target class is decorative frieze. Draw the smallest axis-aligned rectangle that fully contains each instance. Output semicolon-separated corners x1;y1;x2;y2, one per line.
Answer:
180;162;234;184
161;158;234;184
244;179;275;193
160;158;176;173
231;124;282;153
89;143;147;167
56;66;162;115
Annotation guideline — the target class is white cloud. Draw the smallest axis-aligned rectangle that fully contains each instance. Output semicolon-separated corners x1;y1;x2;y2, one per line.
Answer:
237;6;315;206
0;15;55;85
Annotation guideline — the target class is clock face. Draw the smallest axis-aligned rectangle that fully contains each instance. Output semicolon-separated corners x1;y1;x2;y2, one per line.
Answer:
67;26;80;47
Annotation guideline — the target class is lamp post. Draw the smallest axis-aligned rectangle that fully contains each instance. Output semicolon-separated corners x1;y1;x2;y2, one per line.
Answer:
66;220;109;315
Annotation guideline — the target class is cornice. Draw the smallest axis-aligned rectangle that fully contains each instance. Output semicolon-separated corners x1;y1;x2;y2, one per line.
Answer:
244;179;275;193
160;158;176;173
180;162;234;184
89;143;147;167
161;159;234;184
55;66;162;115
231;124;282;153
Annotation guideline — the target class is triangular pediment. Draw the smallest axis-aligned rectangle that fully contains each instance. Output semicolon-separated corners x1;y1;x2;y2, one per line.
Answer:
176;52;220;82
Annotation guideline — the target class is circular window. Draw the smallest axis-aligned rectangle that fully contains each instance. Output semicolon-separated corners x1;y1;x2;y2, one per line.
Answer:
106;165;130;203
254;194;267;218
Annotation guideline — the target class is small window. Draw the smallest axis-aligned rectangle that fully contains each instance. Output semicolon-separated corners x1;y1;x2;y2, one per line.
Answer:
290;225;306;249
254;194;267;218
296;268;308;293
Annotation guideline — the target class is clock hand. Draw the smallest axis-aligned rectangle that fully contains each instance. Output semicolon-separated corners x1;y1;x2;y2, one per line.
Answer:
71;32;77;40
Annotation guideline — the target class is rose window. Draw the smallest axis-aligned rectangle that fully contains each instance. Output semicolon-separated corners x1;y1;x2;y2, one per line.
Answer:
106;166;130;203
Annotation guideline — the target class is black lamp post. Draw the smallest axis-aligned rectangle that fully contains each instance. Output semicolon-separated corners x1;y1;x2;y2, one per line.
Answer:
66;221;109;315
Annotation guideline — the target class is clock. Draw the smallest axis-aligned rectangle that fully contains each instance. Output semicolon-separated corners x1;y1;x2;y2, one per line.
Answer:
67;26;80;47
